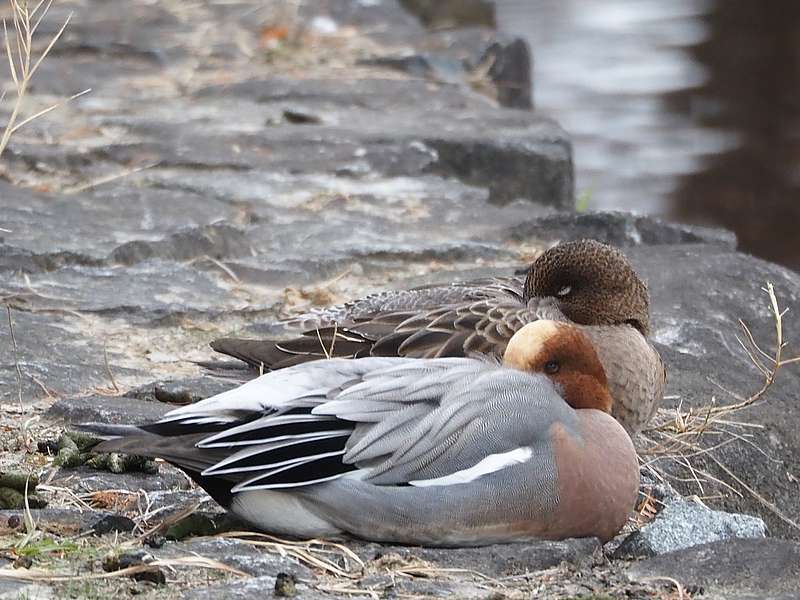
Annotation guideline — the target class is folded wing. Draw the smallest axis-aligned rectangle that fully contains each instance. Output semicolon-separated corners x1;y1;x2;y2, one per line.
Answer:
93;356;571;496
210;277;533;369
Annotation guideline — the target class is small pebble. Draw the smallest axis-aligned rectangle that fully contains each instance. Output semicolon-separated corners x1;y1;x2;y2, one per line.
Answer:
274;572;297;597
13;555;32;569
103;554;121;572
103;550;164;584
37;439;60;455
165;513;221;541
154;385;193;405
143;534;166;549
119;551;154;569
133;567;166;585
123;551;165;586
92;514;136;536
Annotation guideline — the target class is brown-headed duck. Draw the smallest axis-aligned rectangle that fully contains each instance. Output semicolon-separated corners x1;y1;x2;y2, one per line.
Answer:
212;239;666;433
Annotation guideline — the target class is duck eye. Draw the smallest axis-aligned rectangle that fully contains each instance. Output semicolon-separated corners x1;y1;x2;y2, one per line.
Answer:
544;360;560;374
556;285;572;297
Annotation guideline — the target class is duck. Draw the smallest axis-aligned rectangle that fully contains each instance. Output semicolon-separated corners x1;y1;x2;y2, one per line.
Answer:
85;320;640;546
210;239;666;433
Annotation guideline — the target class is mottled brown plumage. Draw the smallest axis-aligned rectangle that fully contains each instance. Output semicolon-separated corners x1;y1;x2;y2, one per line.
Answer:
211;239;666;432
525;240;651;335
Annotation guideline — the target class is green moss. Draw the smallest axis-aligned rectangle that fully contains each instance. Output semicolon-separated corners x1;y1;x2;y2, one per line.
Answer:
0;487;47;509
54;431;157;474
575;189;593;213
0;470;46;508
62;430;102;452
15;537;81;559
0;472;38;491
85;452;158;474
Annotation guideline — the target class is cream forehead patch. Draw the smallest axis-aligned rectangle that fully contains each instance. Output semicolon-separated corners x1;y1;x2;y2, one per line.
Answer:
504;320;562;366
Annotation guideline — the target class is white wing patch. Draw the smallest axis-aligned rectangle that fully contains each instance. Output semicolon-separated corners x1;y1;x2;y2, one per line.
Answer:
409;446;533;487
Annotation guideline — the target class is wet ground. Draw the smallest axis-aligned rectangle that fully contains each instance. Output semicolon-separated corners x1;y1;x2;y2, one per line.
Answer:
496;0;800;270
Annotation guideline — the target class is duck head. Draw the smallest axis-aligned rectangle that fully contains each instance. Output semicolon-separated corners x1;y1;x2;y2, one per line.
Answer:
523;239;651;336
503;320;613;413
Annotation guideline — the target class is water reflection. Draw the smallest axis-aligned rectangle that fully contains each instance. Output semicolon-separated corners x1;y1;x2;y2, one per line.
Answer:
668;1;800;269
495;0;800;270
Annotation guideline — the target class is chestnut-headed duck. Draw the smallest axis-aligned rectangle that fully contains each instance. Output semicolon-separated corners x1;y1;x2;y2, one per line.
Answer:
87;320;639;546
211;239;666;433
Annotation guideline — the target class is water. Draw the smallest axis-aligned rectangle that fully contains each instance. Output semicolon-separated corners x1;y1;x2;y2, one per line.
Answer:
495;0;800;270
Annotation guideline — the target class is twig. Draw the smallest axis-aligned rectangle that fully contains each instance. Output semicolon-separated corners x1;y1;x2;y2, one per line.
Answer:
640;282;800;532
705;453;800;531
28;372;53;398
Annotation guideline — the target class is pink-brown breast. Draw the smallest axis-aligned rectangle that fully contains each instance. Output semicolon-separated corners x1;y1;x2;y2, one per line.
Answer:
544;411;640;541
470;411;640;544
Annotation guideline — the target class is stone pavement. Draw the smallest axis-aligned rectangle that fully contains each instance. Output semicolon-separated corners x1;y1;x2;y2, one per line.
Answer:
1;0;799;598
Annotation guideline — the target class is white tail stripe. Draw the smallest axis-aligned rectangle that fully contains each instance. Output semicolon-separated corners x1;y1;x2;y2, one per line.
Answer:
202;430;352;476
230;449;348;493
409;446;533;487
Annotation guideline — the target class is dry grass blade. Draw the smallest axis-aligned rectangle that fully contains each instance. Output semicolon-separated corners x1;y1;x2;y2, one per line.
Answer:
133;499;204;543
151;556;248;576
312;584;380;599
202;255;240;283
63;159;158;194
0;0;83;159
28;9;69;77
10;87;90;134
705;452;800;531
0;556;247;582
637;575;686;599
102;340;119;394
641;282;800;531
5;304;24;412
315;321;338;359
392;566;505;586
30;0;54;35
3;20;19;86
14;475;40;552
216;530;363;578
